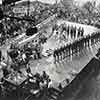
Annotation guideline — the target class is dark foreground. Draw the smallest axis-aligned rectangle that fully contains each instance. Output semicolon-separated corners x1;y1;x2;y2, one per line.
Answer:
61;70;100;100
74;73;100;100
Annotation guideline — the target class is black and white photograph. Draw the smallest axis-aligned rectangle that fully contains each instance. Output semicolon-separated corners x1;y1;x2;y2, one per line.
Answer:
0;0;100;100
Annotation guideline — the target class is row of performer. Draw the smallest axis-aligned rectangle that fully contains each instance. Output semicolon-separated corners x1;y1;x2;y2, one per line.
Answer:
53;23;84;39
53;32;100;62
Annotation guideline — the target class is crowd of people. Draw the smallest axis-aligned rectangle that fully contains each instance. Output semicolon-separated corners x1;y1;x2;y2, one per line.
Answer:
7;42;42;70
0;17;33;46
0;66;52;98
53;31;100;63
57;5;99;26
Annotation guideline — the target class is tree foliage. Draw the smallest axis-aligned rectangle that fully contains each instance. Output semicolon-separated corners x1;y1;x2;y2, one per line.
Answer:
82;1;94;14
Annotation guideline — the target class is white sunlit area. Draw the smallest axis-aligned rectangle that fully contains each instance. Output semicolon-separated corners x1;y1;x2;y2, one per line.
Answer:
0;0;2;4
0;0;100;100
